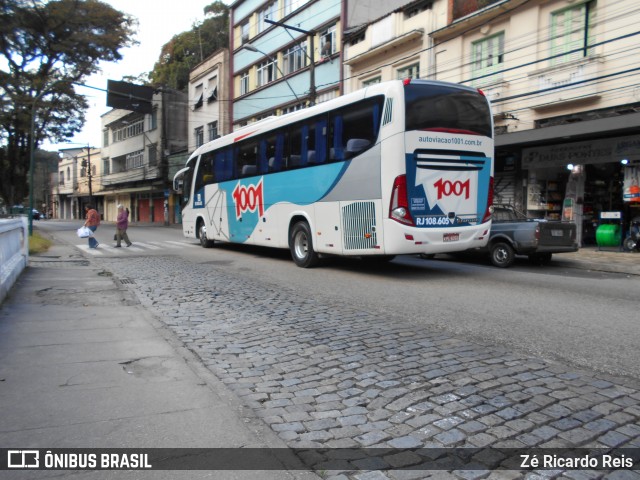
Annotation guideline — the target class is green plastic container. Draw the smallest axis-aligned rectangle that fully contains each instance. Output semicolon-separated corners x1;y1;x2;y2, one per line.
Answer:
595;224;621;247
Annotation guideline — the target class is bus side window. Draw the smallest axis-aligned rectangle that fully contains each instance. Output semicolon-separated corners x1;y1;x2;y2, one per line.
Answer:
201;152;215;185
288;124;303;170
237;140;258;178
313;118;327;165
262;132;285;173
195;154;213;192
329;115;344;161
215;149;234;182
330;97;383;161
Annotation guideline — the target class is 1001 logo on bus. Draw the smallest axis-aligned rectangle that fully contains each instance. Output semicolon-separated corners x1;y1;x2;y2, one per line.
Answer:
434;178;470;200
232;179;264;219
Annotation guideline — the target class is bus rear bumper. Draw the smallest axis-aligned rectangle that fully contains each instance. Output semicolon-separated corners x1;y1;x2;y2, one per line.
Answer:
383;220;492;255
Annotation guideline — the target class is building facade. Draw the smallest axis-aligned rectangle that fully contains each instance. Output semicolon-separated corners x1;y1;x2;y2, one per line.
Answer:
55;146;101;220
343;0;441;91
100;89;188;224
229;0;342;128
188;48;231;152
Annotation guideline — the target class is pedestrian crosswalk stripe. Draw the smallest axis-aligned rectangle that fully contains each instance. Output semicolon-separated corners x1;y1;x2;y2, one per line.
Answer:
75;240;195;255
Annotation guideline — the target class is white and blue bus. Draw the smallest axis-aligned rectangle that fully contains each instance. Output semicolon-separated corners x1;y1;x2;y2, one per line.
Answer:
173;79;494;267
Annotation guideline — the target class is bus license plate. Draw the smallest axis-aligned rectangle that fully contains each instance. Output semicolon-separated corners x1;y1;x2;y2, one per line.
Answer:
443;233;459;242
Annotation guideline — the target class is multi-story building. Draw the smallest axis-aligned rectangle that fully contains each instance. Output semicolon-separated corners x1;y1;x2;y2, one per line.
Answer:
100;89;188;223
344;0;640;246
343;0;439;91
55;147;100;220
188;48;231;152
229;0;342;128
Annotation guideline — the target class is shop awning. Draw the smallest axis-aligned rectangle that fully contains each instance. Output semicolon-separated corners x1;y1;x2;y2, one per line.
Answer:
496;112;640;148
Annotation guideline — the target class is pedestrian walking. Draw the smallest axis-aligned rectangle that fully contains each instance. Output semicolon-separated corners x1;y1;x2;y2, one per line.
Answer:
83;204;100;248
115;204;132;247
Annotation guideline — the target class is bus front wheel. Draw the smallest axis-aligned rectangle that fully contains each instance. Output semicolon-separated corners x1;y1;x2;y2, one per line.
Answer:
290;221;319;268
198;221;215;248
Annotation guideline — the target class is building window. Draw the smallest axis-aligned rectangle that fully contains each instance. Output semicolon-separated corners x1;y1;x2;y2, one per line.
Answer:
208;121;218;141
102;130;109;147
241;21;249;44
240;72;249;95
363;77;381;87
320;24;337;58
59;171;64;185
405;0;431;19
258;2;276;34
194;84;204;109
257;58;277;87
397;63;420;80
148;144;157;167
283;0;309;16
315;89;338;104
281;104;305;114
103;158;110;176
149;109;158;130
112;119;144;143
207;76;218;103
471;32;504;85
550;1;595;65
126;149;144;170
195;127;204;148
283;41;308;75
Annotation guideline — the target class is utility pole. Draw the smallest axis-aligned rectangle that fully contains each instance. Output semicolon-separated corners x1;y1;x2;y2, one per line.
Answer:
264;19;316;106
86;144;93;205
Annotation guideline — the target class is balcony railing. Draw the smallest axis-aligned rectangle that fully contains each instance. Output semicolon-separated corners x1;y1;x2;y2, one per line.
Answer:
530;56;603;109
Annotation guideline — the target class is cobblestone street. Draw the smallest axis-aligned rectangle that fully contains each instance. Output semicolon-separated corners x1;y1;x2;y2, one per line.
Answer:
99;255;640;479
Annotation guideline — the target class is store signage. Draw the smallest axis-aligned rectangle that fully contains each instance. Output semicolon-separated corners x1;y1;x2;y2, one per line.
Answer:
522;134;640;169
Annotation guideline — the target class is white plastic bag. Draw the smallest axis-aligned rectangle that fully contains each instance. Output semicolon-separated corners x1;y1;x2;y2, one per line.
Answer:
77;226;93;238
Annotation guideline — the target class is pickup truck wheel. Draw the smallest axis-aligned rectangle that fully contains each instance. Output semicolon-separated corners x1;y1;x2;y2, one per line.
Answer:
490;242;515;268
529;253;552;265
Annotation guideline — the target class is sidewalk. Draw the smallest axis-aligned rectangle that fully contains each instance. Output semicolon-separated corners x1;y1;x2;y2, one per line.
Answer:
0;241;316;479
552;246;640;276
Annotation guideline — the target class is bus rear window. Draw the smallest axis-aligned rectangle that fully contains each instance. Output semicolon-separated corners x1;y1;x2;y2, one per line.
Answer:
405;84;492;138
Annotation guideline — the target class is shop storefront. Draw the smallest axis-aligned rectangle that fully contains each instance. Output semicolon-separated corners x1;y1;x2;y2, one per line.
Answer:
518;135;640;246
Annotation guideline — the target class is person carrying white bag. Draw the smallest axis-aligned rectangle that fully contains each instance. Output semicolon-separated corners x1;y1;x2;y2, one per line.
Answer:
82;204;100;248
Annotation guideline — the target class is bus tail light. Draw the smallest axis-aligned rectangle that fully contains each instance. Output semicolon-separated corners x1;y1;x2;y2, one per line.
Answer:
481;176;494;224
390;175;414;226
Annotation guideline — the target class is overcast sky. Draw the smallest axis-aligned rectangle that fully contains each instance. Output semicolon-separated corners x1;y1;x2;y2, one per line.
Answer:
48;0;214;150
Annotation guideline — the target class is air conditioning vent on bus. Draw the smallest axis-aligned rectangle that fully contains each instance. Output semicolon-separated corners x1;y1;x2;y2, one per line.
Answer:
342;201;378;250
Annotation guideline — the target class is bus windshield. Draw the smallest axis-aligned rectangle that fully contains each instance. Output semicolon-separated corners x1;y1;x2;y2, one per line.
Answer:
404;83;493;138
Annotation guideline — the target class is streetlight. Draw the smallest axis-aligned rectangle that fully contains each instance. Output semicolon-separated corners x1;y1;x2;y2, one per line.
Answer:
29;79;66;235
242;44;302;104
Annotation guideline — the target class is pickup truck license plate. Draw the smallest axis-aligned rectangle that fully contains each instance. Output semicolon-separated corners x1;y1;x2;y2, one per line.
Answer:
551;229;564;237
443;233;459;242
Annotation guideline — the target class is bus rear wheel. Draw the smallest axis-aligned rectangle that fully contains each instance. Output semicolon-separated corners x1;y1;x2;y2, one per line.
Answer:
198;221;215;248
290;221;319;268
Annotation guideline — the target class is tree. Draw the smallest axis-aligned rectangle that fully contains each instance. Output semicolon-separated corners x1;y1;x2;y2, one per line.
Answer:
0;0;136;207
149;1;229;91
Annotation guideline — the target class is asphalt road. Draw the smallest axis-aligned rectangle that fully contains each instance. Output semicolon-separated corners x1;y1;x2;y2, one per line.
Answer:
39;221;640;381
